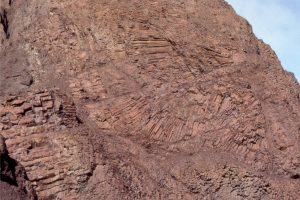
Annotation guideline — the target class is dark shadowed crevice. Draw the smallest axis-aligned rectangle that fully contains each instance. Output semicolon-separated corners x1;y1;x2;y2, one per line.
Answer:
0;154;18;186
0;8;10;39
1;135;18;186
290;174;300;180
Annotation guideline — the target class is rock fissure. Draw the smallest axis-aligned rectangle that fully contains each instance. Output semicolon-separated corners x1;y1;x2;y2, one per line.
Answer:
0;7;9;39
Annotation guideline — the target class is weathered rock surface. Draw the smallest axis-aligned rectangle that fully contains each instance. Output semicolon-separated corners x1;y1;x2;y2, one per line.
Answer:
0;134;37;200
1;0;300;199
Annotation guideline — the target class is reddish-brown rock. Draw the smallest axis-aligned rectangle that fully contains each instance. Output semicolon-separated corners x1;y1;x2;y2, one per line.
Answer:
1;0;300;199
0;134;37;200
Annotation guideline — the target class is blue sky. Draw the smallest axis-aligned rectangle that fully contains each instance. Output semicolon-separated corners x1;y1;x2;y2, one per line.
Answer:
226;0;300;82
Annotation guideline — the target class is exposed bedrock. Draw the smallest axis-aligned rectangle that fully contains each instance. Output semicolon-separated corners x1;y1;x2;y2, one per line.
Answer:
0;0;299;199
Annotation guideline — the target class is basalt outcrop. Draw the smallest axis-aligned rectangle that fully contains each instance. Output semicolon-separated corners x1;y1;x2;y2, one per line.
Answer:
1;0;300;199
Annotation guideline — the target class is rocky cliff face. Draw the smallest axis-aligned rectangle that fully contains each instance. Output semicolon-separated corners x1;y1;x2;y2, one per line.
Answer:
0;134;37;200
1;0;300;199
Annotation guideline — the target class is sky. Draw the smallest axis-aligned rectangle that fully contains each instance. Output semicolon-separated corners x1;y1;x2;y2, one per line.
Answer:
226;0;300;82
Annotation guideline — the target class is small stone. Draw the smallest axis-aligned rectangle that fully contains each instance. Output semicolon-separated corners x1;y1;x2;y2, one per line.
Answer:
9;114;19;125
41;96;52;102
34;115;44;125
79;51;87;59
11;99;26;106
0;109;6;117
19;115;35;126
33;107;44;113
13;107;25;115
21;103;32;112
38;92;51;97
20;72;34;86
32;99;42;107
43;100;54;109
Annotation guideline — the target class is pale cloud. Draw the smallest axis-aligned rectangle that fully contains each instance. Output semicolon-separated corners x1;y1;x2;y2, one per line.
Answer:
226;0;300;81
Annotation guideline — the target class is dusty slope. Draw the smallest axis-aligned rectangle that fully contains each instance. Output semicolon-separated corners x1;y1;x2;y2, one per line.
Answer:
1;0;300;199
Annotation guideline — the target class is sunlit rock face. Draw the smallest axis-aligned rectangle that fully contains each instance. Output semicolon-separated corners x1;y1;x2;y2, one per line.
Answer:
0;0;300;199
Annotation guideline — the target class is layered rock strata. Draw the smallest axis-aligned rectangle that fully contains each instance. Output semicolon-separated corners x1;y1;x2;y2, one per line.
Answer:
0;0;300;199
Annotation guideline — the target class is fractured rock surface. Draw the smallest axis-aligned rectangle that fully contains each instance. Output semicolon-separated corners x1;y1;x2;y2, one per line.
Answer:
0;0;300;199
0;134;37;200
